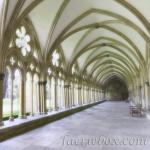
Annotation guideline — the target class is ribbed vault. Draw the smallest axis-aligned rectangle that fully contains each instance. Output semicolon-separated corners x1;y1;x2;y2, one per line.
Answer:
0;0;150;101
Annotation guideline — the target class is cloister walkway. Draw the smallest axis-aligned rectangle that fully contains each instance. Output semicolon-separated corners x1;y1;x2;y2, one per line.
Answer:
1;101;150;150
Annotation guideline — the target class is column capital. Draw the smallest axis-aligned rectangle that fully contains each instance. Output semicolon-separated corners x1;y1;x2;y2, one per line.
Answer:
86;88;89;91
78;87;82;90
43;81;47;85
64;84;71;88
38;81;42;85
38;81;47;85
145;81;149;87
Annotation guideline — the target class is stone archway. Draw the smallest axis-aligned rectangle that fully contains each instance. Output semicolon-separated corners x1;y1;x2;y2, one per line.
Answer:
104;77;129;101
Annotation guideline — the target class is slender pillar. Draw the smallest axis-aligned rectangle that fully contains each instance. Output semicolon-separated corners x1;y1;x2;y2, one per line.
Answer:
0;73;4;126
9;72;14;121
78;86;82;106
145;82;150;110
61;81;65;109
30;76;34;116
54;78;58;110
43;81;47;114
19;72;27;119
64;83;70;109
69;85;72;108
75;83;78;106
40;82;44;114
86;87;89;104
138;86;142;105
72;83;75;107
48;79;51;112
82;85;85;104
92;88;94;102
38;81;42;114
59;82;62;109
38;81;47;114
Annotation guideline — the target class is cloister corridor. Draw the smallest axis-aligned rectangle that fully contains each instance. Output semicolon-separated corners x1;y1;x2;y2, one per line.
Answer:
1;101;150;150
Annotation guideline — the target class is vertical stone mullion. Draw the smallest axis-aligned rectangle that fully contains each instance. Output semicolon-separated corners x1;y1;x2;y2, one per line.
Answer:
38;82;41;114
72;83;75;107
0;73;4;126
54;77;58;111
43;81;47;114
19;71;27;119
145;82;150;110
78;86;82;106
48;79;51;111
30;76;34;116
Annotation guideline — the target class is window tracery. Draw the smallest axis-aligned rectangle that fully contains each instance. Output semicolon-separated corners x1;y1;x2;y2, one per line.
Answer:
15;26;31;56
52;50;60;67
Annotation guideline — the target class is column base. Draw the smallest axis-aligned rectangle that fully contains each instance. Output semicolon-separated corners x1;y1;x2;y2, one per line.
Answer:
44;112;48;115
9;117;14;121
40;112;47;115
30;113;34;117
19;115;27;119
0;121;4;126
48;109;52;112
38;112;42;115
54;107;59;111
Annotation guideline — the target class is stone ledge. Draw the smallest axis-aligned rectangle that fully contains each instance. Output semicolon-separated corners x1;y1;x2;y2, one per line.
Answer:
0;100;106;141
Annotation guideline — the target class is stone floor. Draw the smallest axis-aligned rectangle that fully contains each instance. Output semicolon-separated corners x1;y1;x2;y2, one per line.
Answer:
1;101;150;150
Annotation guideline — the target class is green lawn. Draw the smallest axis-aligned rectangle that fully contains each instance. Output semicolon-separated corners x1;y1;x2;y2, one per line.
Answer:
3;98;19;117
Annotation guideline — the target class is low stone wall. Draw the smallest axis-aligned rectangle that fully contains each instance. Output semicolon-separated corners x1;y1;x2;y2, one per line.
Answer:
0;100;106;141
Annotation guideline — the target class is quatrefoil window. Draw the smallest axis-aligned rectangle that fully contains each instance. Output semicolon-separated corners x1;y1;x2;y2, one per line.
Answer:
52;51;60;67
48;68;51;75
15;26;31;56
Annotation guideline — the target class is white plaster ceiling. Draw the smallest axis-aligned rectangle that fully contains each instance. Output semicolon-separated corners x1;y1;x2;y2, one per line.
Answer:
1;0;150;84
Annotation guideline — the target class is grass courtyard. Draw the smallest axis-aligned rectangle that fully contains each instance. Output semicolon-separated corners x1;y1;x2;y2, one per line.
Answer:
3;98;19;117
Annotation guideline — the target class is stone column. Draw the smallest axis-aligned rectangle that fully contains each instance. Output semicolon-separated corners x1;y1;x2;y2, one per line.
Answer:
72;83;75;107
145;82;150;110
78;86;82;106
96;89;98;101
59;82;62;109
81;85;84;104
19;72;27;119
54;78;58;110
30;76;34;116
69;85;72;108
9;71;14;121
61;81;65;109
75;83;78;106
138;86;142;105
0;73;4;126
48;79;51;112
40;82;44;114
89;87;92;103
95;89;97;101
38;81;42;114
64;83;70;109
86;87;89;104
42;81;47;114
92;88;95;102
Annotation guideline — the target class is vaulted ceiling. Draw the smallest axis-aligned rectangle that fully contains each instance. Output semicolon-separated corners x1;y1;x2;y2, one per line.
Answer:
1;0;150;87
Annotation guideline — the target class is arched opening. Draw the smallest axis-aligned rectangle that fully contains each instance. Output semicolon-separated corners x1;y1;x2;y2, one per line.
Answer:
26;72;32;115
13;69;21;116
104;77;129;101
3;68;11;118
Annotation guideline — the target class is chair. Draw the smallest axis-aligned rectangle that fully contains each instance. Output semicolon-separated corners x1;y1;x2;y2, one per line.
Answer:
130;103;142;117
